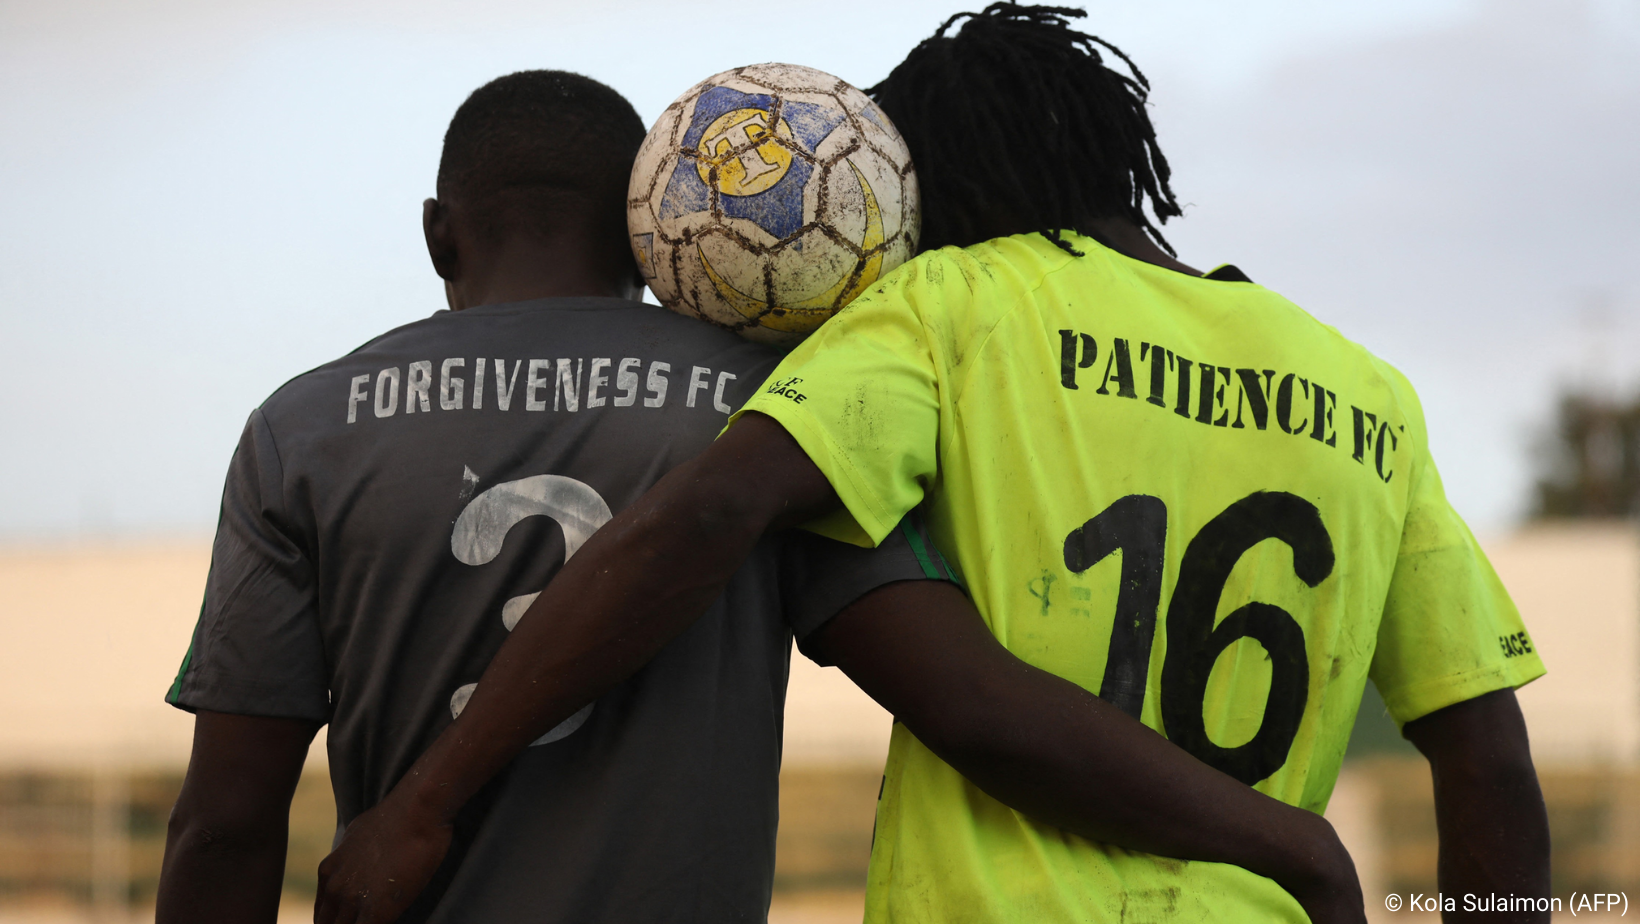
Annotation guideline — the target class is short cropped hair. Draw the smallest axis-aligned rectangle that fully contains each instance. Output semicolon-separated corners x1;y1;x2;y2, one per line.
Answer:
437;70;645;243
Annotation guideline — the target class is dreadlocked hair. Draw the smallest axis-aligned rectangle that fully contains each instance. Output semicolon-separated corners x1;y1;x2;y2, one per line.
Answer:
869;3;1182;256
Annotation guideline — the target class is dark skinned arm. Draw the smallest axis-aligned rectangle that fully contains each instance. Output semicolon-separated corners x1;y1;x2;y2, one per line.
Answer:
315;412;1357;922
314;413;836;923
1403;688;1549;923
809;579;1363;923
156;711;320;924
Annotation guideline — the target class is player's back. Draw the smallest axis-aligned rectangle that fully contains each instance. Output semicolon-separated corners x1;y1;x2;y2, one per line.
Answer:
752;232;1538;922
920;231;1417;800
168;297;791;922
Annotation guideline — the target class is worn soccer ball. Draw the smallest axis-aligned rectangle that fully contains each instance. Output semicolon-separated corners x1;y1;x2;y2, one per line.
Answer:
627;63;919;347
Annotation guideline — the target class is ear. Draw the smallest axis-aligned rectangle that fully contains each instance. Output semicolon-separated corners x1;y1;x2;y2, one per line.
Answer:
423;197;460;282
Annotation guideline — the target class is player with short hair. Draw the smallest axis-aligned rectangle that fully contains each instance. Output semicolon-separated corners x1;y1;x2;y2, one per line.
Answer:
315;7;1550;923
156;69;965;923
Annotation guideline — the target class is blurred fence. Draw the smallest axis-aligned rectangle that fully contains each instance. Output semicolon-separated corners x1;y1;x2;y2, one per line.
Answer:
7;760;1640;917
1350;759;1640;900
0;764;882;917
0;769;334;918
1;525;1636;919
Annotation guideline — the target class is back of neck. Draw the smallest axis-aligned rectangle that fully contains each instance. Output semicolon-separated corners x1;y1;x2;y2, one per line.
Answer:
449;230;638;311
1080;217;1201;278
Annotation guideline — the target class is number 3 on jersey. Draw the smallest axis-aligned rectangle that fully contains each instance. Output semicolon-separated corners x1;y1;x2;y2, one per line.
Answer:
1063;491;1335;786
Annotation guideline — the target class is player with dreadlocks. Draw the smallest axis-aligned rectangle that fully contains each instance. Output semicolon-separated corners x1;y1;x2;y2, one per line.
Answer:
318;5;1550;923
873;3;1183;260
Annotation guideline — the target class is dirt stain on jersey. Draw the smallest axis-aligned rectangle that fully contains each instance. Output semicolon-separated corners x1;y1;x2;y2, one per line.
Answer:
1118;886;1181;924
1028;570;1057;615
838;382;880;450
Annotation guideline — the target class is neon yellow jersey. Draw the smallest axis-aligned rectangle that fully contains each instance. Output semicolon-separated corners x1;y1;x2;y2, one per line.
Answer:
733;231;1545;923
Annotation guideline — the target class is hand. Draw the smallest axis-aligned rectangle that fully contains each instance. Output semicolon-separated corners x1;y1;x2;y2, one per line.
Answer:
1276;821;1367;924
314;792;453;924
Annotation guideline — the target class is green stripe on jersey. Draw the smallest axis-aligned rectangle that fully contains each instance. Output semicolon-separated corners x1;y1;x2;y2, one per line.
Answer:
899;518;942;580
166;601;204;703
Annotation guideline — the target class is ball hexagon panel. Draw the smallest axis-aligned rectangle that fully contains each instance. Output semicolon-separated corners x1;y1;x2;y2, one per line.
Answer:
628;63;920;346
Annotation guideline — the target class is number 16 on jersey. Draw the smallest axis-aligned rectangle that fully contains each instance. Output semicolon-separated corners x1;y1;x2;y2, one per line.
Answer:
1064;491;1334;786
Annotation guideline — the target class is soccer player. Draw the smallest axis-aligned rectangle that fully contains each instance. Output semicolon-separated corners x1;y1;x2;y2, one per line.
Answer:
154;70;963;923
318;4;1553;923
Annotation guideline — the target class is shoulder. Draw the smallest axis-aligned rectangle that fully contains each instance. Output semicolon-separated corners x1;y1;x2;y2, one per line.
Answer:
618;302;782;366
862;234;1073;316
1360;348;1431;446
254;312;450;423
1226;282;1436;475
1255;289;1433;444
822;234;1070;362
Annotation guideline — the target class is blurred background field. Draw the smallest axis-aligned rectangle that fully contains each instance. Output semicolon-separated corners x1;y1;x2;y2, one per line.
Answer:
3;0;1639;921
5;518;1640;921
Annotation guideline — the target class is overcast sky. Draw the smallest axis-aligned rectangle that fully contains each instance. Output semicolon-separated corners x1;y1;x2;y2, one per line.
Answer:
2;0;1636;539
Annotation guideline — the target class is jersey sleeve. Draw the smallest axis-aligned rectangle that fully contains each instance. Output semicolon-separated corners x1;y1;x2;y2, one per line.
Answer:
165;409;331;723
730;262;948;548
1371;427;1546;724
781;510;962;667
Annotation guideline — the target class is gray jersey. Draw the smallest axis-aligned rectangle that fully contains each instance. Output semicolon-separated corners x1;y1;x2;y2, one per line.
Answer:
166;297;943;923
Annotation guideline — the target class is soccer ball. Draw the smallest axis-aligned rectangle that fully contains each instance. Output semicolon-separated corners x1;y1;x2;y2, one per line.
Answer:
627;63;919;347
